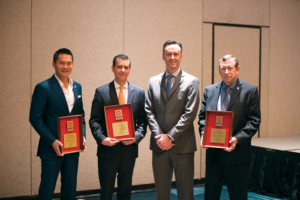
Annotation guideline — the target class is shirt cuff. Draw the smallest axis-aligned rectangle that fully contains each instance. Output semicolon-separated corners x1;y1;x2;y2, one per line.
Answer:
167;134;174;142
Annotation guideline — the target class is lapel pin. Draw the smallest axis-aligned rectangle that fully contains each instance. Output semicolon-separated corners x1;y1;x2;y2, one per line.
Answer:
74;86;76;88
237;87;239;90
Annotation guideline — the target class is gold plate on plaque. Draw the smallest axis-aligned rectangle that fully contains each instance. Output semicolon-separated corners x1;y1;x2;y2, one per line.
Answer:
115;110;123;120
64;133;77;148
210;128;226;144
112;121;129;137
67;121;73;131
215;116;223;127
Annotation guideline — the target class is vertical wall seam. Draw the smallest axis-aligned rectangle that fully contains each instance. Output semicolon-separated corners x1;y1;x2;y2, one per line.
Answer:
123;0;125;53
30;0;33;196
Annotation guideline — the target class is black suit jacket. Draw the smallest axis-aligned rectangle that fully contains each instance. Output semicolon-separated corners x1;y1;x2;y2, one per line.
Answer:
198;78;261;166
89;81;147;160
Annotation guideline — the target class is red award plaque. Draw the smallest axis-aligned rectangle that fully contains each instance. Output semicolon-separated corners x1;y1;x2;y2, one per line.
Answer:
104;104;135;140
57;114;84;154
203;110;234;148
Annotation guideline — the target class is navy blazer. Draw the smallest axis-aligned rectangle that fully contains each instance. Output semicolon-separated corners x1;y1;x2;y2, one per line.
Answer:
29;75;86;159
198;78;261;165
89;81;147;160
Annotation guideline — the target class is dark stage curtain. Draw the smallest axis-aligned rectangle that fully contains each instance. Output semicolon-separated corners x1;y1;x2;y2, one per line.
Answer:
249;147;300;200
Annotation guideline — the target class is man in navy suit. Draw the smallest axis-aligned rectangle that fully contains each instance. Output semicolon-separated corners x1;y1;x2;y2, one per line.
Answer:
29;48;86;200
198;54;261;200
89;54;147;200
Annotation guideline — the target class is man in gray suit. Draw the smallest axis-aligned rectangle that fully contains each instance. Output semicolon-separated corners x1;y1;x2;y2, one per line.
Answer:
145;40;200;200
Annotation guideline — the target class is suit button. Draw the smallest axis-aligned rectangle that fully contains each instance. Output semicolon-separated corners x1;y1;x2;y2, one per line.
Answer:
165;113;168;116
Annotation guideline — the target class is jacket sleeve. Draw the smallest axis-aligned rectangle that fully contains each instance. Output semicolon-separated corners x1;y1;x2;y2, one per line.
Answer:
29;83;56;146
89;89;107;145
198;87;208;135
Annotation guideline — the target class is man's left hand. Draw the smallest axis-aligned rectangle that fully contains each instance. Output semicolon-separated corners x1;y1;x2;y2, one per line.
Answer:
122;138;137;145
155;134;172;150
82;137;86;152
224;137;237;152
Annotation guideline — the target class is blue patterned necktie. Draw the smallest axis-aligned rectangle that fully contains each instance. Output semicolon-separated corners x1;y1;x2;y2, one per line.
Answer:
221;87;231;111
166;74;174;98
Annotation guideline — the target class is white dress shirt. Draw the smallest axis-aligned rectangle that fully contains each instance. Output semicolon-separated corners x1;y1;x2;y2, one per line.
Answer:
55;74;74;113
114;80;128;104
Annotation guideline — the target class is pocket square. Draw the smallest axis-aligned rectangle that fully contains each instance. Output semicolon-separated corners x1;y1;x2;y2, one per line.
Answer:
78;95;81;98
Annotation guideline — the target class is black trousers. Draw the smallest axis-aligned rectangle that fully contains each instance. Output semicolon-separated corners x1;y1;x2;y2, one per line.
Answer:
204;150;251;200
98;154;136;200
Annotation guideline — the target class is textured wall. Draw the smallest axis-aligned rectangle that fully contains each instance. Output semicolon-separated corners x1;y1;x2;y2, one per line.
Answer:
0;0;32;198
268;0;300;137
1;0;300;198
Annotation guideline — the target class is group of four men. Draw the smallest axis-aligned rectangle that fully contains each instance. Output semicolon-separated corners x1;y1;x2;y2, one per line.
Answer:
29;39;261;200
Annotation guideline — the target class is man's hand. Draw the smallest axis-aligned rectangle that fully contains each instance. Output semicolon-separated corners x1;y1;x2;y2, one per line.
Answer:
201;132;208;149
155;134;173;150
52;140;64;156
82;137;86;152
101;138;120;146
224;137;237;152
122;138;137;145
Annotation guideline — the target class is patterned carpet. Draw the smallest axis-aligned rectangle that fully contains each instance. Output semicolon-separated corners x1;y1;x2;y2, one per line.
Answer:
75;186;282;200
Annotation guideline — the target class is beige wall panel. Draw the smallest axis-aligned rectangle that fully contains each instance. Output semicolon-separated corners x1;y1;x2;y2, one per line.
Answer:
214;25;260;138
260;28;270;138
214;26;260;88
0;0;31;198
31;0;124;194
269;0;300;137
124;0;203;184
201;23;213;178
203;0;269;26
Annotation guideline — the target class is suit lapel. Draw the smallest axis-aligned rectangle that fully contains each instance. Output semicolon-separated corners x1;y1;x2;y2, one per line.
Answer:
127;82;134;103
109;81;119;105
227;78;241;111
160;72;167;102
213;82;222;110
168;69;183;99
71;83;78;114
49;75;69;112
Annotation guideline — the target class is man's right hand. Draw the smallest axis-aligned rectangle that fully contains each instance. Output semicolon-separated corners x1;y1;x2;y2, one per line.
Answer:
201;132;208;149
51;140;64;156
101;138;120;146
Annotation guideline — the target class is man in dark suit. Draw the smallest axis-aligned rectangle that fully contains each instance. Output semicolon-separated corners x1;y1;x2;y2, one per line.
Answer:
145;40;200;200
198;54;261;200
29;48;86;200
89;54;147;200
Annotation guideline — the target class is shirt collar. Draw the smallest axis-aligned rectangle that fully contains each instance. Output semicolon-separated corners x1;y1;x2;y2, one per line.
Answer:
166;68;180;78
221;78;237;90
114;80;128;89
54;74;73;89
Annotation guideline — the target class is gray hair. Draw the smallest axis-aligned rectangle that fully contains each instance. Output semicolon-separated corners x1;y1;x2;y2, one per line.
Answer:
218;54;239;68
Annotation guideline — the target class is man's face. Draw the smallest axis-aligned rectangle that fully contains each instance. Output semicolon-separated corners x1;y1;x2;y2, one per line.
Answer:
111;59;131;85
219;57;240;86
162;44;183;73
52;53;73;79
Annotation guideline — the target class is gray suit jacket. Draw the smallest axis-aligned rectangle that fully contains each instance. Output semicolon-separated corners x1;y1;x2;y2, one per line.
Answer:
145;69;200;153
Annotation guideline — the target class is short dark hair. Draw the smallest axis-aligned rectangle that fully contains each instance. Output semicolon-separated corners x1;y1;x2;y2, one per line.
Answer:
112;54;131;68
162;39;182;54
218;54;239;68
53;48;73;63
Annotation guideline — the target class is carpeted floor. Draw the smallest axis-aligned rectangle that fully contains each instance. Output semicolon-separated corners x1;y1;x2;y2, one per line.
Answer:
74;186;282;200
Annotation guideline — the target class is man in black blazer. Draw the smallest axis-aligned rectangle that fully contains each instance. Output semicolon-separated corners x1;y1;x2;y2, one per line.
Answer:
198;54;261;200
29;48;86;200
89;54;147;200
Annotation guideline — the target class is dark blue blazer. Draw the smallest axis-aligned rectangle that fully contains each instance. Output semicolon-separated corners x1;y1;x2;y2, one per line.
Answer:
29;75;86;159
198;78;261;166
89;81;147;160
